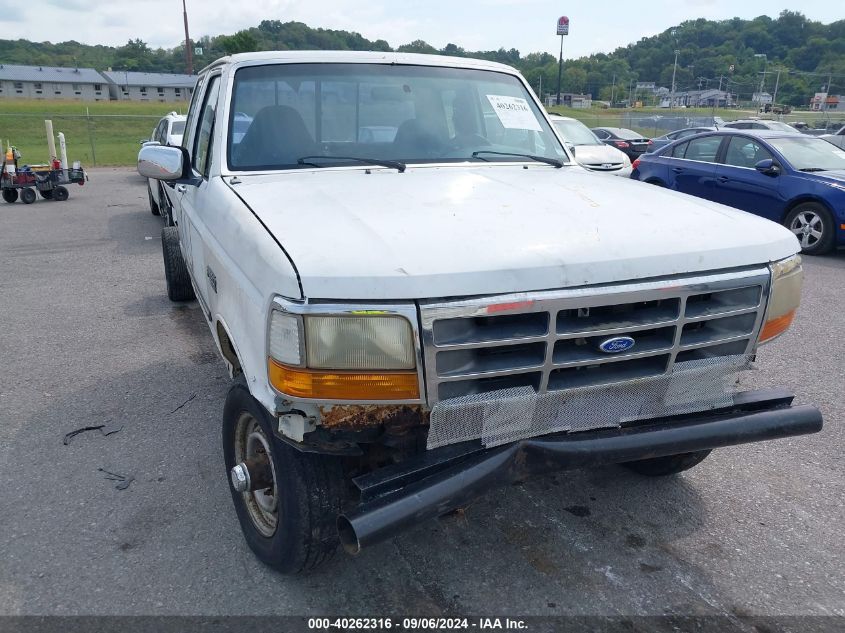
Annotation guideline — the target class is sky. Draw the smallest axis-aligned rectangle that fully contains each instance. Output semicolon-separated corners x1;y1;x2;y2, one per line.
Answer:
0;0;841;60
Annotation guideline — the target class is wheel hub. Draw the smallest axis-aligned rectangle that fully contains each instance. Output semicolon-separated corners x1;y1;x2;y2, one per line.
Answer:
233;414;279;537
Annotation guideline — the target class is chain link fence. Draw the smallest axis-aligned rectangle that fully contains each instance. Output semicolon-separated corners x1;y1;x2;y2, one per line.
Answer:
0;113;162;167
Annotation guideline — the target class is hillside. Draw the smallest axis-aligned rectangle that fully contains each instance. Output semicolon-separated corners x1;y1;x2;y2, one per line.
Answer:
1;11;843;106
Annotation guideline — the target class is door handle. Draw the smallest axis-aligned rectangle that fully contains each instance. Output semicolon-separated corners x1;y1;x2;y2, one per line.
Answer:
176;185;187;193
671;167;684;173
717;176;729;183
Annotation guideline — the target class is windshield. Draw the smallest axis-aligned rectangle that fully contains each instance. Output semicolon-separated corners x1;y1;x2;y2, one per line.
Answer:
768;136;845;171
171;121;186;134
227;63;567;171
552;119;601;145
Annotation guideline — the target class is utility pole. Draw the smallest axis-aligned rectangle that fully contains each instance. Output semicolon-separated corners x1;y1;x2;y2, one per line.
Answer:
670;49;679;109
754;53;767;108
823;72;833;112
182;0;193;75
772;68;781;108
610;73;616;107
556;34;564;106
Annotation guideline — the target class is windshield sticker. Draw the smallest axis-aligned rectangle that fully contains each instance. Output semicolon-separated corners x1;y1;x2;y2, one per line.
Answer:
486;95;542;131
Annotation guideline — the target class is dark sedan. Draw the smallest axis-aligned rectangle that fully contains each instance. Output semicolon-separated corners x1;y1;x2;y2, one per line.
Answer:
591;127;652;160
648;127;716;152
631;130;845;255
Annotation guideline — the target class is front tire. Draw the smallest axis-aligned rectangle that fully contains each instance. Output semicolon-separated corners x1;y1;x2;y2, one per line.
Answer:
53;186;69;202
160;226;195;302
223;382;346;574
2;188;18;203
785;203;834;255
623;450;711;476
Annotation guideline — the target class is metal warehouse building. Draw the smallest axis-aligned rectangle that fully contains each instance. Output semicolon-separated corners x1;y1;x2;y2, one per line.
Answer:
101;71;196;102
0;64;109;100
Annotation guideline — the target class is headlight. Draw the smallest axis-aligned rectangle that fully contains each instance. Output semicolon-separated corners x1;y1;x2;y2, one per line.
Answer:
267;309;419;400
759;254;802;344
305;315;415;370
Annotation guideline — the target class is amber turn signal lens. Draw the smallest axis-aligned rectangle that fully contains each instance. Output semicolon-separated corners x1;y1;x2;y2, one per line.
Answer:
759;309;796;343
268;358;419;400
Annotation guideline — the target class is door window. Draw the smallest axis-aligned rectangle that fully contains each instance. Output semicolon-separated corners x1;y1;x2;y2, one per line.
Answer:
679;136;721;163
723;137;773;168
193;76;221;177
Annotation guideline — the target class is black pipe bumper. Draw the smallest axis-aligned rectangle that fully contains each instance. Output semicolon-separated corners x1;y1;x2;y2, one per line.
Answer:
337;389;822;554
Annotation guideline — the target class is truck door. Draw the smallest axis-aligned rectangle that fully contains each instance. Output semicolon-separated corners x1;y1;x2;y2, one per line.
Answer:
177;74;221;317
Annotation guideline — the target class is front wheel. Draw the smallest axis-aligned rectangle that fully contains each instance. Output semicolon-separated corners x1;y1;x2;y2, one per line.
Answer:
160;226;195;302
223;382;347;573
53;186;69;202
2;188;18;203
622;450;711;476
785;203;835;255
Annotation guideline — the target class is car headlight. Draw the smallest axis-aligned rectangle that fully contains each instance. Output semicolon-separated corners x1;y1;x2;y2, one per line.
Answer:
267;309;419;400
759;254;802;344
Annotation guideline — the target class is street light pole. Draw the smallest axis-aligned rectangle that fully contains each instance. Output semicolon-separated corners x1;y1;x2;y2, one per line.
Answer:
182;0;193;75
556;33;564;106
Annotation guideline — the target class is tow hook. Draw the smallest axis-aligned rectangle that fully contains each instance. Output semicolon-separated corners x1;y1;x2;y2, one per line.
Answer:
230;455;273;493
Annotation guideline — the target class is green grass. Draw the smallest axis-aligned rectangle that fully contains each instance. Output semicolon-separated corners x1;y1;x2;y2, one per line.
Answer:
0;99;188;166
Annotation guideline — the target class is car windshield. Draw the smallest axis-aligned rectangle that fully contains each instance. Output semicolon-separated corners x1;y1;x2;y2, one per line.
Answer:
171;121;186;134
768;136;845;171
227;63;567;171
552;119;601;145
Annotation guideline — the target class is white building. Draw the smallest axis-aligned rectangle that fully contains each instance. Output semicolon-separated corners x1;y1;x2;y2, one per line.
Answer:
0;64;108;101
102;71;196;102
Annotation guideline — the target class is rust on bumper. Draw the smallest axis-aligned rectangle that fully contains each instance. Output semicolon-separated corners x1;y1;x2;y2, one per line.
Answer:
317;404;430;431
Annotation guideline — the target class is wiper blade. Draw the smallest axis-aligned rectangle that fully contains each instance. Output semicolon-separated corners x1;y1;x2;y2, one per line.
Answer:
799;167;828;172
297;155;406;172
472;150;563;168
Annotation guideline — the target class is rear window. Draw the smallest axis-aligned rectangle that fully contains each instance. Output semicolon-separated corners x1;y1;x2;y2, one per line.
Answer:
615;128;644;140
171;121;186;134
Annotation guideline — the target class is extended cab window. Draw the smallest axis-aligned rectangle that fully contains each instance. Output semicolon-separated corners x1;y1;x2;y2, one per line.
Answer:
193;76;221;176
227;63;565;171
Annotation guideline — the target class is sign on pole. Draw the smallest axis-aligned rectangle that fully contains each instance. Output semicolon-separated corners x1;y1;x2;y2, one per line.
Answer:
557;16;569;36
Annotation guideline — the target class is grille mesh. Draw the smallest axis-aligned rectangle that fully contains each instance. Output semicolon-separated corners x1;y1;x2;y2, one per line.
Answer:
427;354;754;449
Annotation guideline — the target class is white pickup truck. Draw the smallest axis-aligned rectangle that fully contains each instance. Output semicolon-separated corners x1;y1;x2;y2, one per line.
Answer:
138;51;822;574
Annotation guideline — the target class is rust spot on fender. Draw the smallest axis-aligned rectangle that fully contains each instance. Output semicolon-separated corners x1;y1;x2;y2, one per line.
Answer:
317;404;429;430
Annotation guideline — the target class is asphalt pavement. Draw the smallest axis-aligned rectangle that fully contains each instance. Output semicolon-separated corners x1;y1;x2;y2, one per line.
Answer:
0;168;842;619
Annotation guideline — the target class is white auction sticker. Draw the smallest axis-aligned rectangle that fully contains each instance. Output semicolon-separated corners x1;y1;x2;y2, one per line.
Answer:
486;95;542;131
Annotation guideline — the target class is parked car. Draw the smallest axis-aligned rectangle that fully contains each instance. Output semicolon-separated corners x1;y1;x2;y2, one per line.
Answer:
141;112;187;223
721;119;800;133
648;127;716;152
631;129;845;255
138;51;820;573
591;127;652;160
820;125;845;150
549;115;631;176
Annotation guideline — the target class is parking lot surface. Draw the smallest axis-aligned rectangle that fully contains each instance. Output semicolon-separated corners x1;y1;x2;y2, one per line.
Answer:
0;168;843;618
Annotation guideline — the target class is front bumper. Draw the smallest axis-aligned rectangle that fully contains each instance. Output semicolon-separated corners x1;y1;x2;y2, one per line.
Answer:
337;388;822;554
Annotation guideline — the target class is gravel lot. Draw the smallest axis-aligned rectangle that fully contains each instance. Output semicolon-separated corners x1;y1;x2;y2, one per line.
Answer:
0;168;843;620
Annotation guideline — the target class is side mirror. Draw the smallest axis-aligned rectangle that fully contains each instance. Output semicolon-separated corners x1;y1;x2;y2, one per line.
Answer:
138;144;190;181
140;139;159;147
754;158;780;176
565;142;576;156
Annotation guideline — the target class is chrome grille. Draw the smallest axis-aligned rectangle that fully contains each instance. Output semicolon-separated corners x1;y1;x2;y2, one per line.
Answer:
419;268;770;405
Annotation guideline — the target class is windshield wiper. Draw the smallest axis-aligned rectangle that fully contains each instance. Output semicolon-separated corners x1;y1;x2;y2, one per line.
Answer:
799;167;828;172
297;155;406;172
471;150;563;168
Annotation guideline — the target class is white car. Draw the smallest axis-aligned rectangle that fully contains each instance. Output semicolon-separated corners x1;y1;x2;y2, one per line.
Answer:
820;125;845;149
721;119;801;133
549;114;631;176
142;112;187;222
138;51;821;574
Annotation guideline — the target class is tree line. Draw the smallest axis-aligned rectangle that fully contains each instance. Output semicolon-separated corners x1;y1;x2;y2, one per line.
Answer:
0;11;843;107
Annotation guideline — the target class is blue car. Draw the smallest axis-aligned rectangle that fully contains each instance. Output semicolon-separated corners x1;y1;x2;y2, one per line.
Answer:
631;130;845;255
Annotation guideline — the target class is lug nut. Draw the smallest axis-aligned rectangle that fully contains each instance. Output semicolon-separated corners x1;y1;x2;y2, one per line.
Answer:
230;463;251;492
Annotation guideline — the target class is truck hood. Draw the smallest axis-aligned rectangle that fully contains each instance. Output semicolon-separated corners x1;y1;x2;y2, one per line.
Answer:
231;165;798;300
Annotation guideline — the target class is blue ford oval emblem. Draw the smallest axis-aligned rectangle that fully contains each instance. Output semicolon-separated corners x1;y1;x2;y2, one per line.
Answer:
598;336;636;354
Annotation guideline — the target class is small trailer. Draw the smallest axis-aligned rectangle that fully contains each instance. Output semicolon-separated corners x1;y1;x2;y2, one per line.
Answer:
1;162;86;204
2;123;87;204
